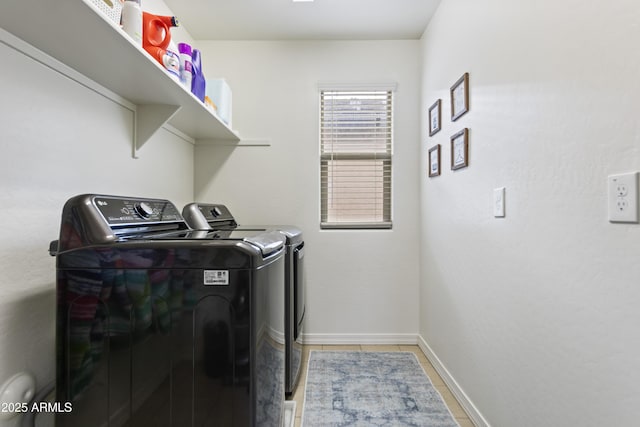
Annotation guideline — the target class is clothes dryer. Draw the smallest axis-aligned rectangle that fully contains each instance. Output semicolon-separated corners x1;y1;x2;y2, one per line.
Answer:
182;203;305;396
51;194;285;427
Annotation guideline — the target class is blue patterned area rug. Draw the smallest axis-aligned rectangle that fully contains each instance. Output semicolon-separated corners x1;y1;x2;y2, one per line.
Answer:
302;351;459;427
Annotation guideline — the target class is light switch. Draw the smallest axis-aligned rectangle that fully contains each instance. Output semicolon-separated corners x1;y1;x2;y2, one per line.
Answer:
494;187;505;218
608;172;638;223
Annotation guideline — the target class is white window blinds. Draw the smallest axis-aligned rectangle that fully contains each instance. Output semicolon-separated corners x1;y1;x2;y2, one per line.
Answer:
320;88;393;229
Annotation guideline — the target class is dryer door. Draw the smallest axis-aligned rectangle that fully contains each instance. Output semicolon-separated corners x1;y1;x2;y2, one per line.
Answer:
293;244;305;340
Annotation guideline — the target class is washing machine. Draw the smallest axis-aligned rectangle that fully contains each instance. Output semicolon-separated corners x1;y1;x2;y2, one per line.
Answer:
51;194;285;427
182;203;305;396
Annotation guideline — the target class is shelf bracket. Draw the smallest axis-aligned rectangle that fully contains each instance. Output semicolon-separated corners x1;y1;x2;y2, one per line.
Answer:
132;104;182;158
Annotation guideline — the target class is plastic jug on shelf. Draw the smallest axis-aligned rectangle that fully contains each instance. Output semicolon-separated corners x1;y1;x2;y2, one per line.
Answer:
120;0;142;45
142;12;180;81
177;42;194;90
142;12;178;52
191;49;206;102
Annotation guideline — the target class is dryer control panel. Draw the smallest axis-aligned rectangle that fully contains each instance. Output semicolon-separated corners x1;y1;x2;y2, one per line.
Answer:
182;203;237;229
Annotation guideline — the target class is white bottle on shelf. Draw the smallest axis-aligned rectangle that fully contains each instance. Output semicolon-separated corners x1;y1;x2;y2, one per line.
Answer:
120;0;142;45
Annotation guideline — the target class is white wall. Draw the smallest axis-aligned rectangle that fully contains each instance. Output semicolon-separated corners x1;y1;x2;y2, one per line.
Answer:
0;23;194;427
194;40;422;342
419;1;640;426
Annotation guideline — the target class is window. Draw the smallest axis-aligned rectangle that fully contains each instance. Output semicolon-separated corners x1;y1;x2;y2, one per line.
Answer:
320;86;394;229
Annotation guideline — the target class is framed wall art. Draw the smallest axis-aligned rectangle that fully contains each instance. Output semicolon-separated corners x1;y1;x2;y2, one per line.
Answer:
428;99;441;136
450;72;469;121
428;144;441;177
450;128;469;170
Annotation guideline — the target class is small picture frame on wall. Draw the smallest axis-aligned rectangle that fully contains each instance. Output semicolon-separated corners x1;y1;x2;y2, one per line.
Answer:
450;128;469;170
428;99;441;136
450;72;469;121
428;144;441;177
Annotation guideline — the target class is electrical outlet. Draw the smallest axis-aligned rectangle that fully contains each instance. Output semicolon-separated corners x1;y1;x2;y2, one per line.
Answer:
616;182;628;197
608;172;638;223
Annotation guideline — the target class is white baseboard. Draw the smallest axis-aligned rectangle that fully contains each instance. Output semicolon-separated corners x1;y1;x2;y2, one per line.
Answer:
284;401;297;427
417;335;491;427
302;333;419;345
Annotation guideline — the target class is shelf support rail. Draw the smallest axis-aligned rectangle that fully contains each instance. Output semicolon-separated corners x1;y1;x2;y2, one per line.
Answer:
132;104;182;158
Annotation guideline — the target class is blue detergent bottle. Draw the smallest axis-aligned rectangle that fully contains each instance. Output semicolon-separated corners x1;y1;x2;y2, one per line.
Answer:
191;49;206;102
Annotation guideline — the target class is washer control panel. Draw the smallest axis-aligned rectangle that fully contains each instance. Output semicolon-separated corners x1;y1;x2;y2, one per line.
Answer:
94;196;183;225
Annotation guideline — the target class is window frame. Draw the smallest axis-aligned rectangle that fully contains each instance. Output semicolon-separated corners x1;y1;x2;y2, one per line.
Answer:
318;83;396;230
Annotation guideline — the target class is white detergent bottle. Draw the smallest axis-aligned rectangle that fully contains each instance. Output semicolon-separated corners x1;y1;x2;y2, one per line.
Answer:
165;40;181;82
120;0;142;45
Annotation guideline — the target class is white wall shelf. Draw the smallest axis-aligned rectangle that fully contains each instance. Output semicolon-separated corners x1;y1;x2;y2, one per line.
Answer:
0;0;240;155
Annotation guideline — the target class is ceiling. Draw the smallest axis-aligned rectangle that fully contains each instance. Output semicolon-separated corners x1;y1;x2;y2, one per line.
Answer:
162;0;442;41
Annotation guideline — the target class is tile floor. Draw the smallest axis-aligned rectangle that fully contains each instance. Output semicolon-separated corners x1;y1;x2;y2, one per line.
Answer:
287;345;474;427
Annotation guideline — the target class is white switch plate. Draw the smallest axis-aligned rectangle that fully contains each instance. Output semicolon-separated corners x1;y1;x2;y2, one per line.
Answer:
494;187;505;217
608;172;638;223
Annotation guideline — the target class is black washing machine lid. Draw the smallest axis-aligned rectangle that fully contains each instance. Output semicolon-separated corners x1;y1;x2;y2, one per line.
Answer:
122;229;285;257
182;202;303;245
53;195;285;257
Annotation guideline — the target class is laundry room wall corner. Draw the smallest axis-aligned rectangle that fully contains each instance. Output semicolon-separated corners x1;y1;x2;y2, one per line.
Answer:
418;0;640;426
0;0;195;414
194;39;422;341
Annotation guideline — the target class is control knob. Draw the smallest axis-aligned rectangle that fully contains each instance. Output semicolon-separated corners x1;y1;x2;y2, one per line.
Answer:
134;202;154;219
210;206;222;218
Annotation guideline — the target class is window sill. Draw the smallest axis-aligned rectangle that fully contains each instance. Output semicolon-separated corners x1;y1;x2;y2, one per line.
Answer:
320;222;392;230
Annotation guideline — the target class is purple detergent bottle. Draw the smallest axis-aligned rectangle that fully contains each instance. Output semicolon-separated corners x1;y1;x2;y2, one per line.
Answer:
177;43;193;90
191;49;206;102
